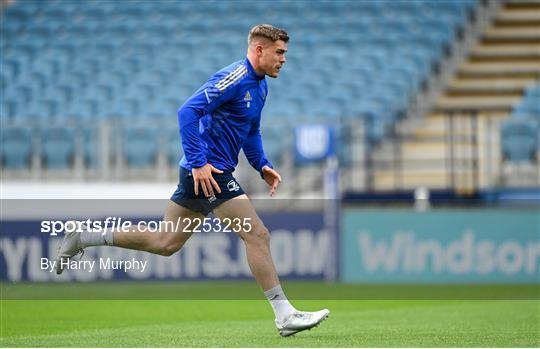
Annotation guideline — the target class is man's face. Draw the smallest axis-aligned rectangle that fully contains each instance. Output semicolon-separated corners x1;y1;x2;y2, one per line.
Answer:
259;39;287;78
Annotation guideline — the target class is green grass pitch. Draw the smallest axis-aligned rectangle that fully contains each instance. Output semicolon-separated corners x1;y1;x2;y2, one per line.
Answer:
1;282;538;347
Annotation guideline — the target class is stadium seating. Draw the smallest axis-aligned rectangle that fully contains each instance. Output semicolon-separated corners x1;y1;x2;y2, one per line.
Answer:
83;127;99;168
501;119;539;163
122;126;159;169
512;84;540;120
166;127;183;167
1;127;33;170
41;126;75;169
1;0;477;171
501;83;540;164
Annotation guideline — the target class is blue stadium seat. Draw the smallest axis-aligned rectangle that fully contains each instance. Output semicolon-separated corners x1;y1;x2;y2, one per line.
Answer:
501;120;539;163
1;127;33;170
42;127;75;169
122;126;159;168
166;128;183;167
525;84;540;98
262;125;289;165
512;83;540;120
83;127;99;169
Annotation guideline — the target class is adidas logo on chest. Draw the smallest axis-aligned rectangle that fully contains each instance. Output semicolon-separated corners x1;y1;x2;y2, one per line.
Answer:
244;91;252;108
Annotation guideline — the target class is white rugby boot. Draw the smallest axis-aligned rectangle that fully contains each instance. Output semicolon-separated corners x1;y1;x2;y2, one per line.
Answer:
54;228;85;275
276;308;330;337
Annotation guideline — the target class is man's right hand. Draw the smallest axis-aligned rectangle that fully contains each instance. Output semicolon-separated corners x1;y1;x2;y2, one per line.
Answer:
192;164;223;197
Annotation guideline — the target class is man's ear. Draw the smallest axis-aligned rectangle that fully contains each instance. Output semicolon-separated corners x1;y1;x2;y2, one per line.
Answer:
256;44;264;56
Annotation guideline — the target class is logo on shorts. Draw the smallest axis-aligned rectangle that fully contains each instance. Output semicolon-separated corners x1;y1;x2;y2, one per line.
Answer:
227;180;240;192
208;195;217;203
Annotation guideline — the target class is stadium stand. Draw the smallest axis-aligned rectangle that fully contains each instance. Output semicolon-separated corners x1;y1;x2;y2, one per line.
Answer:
1;126;33;170
41;126;75;169
4;0;536;193
500;83;540;164
122;126;159;169
512;83;540;119
501;118;538;163
1;0;476;177
372;0;540;191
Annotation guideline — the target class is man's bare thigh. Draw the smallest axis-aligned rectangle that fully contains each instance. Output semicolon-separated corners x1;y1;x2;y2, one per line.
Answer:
212;194;264;238
162;199;205;241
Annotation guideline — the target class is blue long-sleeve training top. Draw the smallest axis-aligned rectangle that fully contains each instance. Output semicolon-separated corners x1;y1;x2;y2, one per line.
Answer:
178;57;273;175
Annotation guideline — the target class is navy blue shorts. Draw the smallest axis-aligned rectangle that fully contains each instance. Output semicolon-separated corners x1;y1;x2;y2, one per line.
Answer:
170;167;246;216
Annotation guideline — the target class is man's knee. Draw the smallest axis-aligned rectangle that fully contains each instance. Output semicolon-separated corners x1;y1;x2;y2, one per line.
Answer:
244;225;270;246
155;238;184;256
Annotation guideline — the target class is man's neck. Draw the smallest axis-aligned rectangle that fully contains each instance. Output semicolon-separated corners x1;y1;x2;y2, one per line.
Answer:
246;54;265;77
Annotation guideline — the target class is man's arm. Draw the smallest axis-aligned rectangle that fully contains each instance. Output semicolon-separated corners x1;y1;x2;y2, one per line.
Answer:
178;105;207;168
243;119;273;175
243;120;282;196
178;84;237;168
178;81;238;196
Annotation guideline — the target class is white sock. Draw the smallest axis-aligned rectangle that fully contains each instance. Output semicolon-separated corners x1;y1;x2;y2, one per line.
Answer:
80;230;114;247
264;284;296;323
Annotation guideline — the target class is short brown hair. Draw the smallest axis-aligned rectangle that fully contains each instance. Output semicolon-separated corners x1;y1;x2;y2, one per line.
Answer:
248;24;289;45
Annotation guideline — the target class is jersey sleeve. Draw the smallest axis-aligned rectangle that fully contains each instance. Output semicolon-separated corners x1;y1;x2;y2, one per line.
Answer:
177;77;239;168
243;116;273;177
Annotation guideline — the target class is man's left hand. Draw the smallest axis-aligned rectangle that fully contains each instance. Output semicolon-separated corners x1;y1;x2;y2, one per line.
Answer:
262;166;282;197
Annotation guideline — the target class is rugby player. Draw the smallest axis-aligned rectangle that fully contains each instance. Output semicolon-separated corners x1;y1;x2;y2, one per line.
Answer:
55;24;329;337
